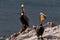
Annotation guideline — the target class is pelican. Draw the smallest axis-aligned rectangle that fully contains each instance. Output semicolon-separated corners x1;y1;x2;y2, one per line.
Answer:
37;12;46;40
20;4;29;33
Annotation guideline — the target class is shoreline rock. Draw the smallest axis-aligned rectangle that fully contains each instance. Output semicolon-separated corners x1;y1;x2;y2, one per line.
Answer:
6;22;60;40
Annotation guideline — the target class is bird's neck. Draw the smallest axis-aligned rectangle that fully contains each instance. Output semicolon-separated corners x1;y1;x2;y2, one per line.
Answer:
21;7;24;13
40;23;42;26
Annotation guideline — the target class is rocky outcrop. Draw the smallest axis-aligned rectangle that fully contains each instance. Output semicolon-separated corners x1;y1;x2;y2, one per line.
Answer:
6;28;38;40
43;25;60;38
44;22;57;28
6;22;60;40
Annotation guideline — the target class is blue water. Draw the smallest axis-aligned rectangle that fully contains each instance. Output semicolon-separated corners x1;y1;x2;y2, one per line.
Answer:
0;0;60;37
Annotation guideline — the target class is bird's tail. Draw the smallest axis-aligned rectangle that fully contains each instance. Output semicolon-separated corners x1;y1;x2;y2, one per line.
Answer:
20;25;28;33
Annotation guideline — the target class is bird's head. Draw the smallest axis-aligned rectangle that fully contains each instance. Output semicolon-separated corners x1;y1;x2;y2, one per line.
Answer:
21;4;24;8
40;12;46;23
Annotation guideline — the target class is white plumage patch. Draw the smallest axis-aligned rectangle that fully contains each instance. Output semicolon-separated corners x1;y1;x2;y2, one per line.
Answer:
21;13;24;15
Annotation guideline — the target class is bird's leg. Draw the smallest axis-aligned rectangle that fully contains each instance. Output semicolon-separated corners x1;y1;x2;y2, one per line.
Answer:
37;36;43;40
37;37;40;40
36;32;40;40
20;25;27;33
41;36;44;40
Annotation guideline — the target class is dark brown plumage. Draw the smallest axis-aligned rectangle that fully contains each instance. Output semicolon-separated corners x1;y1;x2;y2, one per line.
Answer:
36;24;44;40
20;13;29;26
20;4;29;33
20;13;29;33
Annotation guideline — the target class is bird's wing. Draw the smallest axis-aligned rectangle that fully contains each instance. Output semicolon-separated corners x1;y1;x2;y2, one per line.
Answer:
24;15;29;22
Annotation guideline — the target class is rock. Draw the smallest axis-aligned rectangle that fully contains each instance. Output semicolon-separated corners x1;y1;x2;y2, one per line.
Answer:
6;28;38;40
43;25;60;40
44;22;57;28
6;22;60;40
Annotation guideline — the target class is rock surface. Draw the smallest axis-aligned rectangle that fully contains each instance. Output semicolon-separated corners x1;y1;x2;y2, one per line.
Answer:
44;22;57;28
6;22;60;40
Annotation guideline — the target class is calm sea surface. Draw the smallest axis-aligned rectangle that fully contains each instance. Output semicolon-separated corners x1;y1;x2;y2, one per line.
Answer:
0;0;60;37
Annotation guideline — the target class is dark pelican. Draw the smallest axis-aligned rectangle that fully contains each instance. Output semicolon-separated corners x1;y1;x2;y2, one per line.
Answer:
20;4;29;33
36;12;46;40
36;24;44;40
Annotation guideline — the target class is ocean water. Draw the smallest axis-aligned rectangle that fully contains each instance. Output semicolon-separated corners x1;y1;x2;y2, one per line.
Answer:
0;0;60;37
